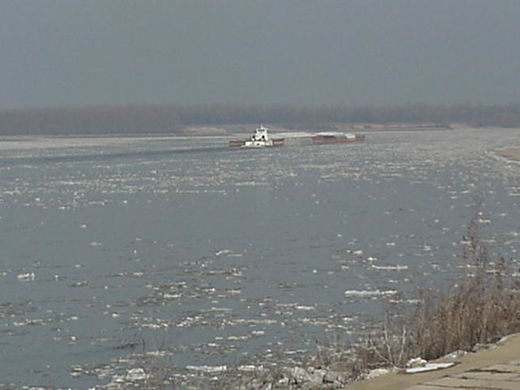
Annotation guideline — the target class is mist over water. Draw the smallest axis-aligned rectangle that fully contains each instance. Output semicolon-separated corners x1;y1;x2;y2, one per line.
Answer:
0;128;519;388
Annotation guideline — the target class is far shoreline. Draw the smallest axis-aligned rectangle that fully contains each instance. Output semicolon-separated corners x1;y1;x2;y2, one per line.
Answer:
0;122;473;140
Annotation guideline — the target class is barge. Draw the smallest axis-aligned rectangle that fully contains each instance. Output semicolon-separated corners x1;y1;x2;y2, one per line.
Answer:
229;126;365;148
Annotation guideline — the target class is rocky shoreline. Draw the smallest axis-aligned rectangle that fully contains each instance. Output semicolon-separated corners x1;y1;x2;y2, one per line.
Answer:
347;333;520;390
205;338;514;390
99;334;520;390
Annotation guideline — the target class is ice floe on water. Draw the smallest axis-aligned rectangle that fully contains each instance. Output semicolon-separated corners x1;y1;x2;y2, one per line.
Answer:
371;264;408;271
186;365;228;373
17;272;35;281
344;289;399;297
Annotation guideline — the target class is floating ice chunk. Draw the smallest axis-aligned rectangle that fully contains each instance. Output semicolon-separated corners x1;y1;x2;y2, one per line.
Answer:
125;368;147;381
216;249;232;256
209;307;231;312
228;252;244;257
214;248;244;257
371;264;408;271
186;365;227;373
17;272;35;281
163;293;181;299
13;318;45;326
344;289;398;297
295;305;315;311
238;365;264;372
228;335;249;341
70;280;88;287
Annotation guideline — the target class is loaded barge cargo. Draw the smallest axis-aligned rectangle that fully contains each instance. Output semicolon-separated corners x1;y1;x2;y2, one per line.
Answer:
229;126;365;148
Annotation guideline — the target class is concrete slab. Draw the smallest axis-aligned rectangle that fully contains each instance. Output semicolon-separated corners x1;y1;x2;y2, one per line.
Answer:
452;371;520;381
483;364;520;373
345;333;520;390
426;377;520;389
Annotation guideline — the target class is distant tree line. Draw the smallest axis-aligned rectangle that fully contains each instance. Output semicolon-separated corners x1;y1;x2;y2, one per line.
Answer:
1;103;520;135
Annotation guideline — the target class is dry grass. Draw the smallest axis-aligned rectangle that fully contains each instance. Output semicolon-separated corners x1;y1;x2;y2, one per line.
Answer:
408;215;520;361
350;213;520;373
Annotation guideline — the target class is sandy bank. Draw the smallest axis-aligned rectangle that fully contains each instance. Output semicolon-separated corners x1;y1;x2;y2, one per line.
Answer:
346;333;520;390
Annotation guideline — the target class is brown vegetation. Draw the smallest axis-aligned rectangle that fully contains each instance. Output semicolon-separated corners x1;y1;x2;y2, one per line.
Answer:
349;213;520;376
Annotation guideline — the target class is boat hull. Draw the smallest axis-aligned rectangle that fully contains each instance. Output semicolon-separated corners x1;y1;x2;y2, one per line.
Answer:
311;134;365;144
229;134;364;147
229;138;285;147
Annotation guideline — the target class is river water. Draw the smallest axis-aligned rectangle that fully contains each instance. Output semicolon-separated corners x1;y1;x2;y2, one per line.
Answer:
0;129;519;388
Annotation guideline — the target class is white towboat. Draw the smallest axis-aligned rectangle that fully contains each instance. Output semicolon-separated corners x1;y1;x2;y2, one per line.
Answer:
229;125;284;148
244;125;273;147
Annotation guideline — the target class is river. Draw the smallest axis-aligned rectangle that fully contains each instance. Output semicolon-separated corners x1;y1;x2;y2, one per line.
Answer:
0;128;519;388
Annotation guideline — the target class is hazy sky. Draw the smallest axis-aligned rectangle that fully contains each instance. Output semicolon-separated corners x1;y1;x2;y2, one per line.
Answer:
1;0;520;109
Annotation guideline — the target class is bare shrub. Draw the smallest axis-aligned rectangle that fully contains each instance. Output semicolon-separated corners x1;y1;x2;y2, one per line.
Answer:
348;213;520;375
406;216;520;360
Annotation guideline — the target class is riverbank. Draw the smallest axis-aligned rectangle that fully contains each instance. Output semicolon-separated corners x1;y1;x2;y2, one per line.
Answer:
346;333;520;390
